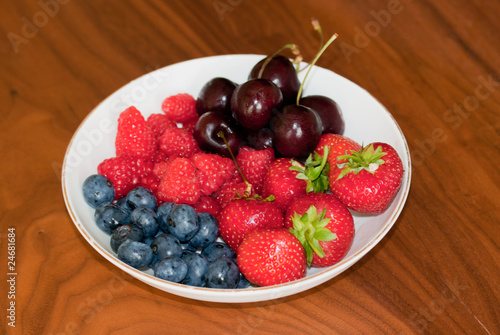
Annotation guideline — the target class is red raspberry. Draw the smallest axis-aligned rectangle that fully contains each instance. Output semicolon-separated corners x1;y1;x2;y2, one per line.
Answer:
152;160;171;180
192;196;221;217
236;146;275;194
156;157;201;205
146;113;177;139
180;117;198;133
159;127;202;158
115;106;157;160
152;149;168;164
97;156;154;199
161;93;198;123
190;153;236;196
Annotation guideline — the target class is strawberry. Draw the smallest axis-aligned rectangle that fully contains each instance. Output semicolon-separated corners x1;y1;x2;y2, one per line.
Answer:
97;156;153;199
285;193;354;267
158;127;202;158
161;93;198;123
237;228;307;287
262;158;307;211
115;106;157;160
156;157;201;205
315;133;361;182
218;197;284;252
213;180;253;208
192;196;221;217
146;113;177;139
235;146;275;194
190;153;236;196
330;142;404;214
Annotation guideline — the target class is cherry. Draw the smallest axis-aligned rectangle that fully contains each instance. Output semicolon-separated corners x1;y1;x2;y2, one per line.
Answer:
193;111;244;157
230;78;283;130
196;77;236;116
271;105;322;158
300;95;344;135
249;55;301;105
244;128;274;150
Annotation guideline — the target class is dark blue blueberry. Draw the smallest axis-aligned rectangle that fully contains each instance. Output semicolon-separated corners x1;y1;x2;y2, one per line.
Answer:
151;233;183;260
205;257;240;289
126;187;157;211
130;207;159;237
110;224;144;253
157;202;175;233
182;252;209;287
167;204;199;242
189;213;219;249
154;257;188;283
94;203;130;234
117;240;153;269
115;196;133;213
201;242;236;262
82;174;115;209
181;242;198;253
237;273;252;289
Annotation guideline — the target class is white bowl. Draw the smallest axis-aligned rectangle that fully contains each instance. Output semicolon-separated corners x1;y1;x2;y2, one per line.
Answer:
62;54;411;303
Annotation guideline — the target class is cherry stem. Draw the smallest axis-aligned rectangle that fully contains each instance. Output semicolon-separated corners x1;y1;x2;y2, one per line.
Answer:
217;131;251;191
257;43;301;79
297;18;324;73
296;33;338;105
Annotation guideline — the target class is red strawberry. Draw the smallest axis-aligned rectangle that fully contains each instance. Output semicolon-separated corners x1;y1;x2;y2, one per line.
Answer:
146;113;177;139
218;197;284;252
192;196;221;217
190;153;236;196
285;193;354;267
213;179;253;208
97;156;153;199
237;228;307;287
262;158;307;211
330;142;404;213
159;127;202;158
156;157;201;205
115;106;157;160
161;93;198;123
236;146;275;194
315;134;361;182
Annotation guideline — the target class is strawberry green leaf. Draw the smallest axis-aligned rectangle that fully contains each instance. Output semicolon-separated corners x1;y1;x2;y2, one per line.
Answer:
336;143;388;180
314;228;337;241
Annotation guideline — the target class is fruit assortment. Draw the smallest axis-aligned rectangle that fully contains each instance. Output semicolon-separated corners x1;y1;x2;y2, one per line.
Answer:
81;22;404;289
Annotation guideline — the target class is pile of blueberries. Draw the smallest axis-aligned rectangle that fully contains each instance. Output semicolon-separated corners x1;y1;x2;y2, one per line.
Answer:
82;174;250;289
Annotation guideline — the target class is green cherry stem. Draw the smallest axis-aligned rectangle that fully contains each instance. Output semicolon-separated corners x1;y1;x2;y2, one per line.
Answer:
257;43;301;79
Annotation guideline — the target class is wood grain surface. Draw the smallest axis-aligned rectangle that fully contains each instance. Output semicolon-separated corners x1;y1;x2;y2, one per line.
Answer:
1;0;499;334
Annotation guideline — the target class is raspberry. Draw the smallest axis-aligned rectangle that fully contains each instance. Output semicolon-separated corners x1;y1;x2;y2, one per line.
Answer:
152;160;171;180
156;157;201;205
236;146;275;193
146;113;177;139
161;93;198;123
115;106;157;160
180;117;198;133
159;127;202;158
190;153;236;196
192;196;222;217
97;156;153;199
152;149;168;164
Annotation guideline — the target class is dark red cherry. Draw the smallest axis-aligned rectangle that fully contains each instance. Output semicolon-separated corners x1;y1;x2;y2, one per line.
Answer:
231;79;283;130
193;111;244;157
271;104;322;158
196;77;236;116
244;128;274;150
300;95;344;135
249;55;301;105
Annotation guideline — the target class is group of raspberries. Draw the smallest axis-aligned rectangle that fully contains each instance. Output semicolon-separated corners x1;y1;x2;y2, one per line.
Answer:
97;93;274;218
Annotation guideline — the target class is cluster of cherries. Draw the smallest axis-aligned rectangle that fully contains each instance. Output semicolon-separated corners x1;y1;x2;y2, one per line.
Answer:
193;30;344;159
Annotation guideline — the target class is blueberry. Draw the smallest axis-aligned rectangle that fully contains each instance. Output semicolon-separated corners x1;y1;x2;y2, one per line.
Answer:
82;174;115;209
167;204;199;242
237;273;252;289
205;257;240;289
117;240;153;269
189;213;219;249
182;253;209;287
154;257;188;283
151;233;183;260
126;187;157;211
157;202;175;233
115;196;133;213
94;203;130;234
181;242;198;253
201;242;236;262
130;207;159;237
110;224;144;253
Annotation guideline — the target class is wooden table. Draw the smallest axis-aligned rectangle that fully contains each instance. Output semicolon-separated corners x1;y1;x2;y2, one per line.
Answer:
1;0;499;334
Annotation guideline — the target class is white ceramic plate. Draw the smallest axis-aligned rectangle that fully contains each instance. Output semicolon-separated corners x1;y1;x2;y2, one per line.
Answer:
62;54;411;303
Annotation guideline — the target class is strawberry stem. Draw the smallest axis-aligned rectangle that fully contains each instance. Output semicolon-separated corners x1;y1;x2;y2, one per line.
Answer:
336;144;387;180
